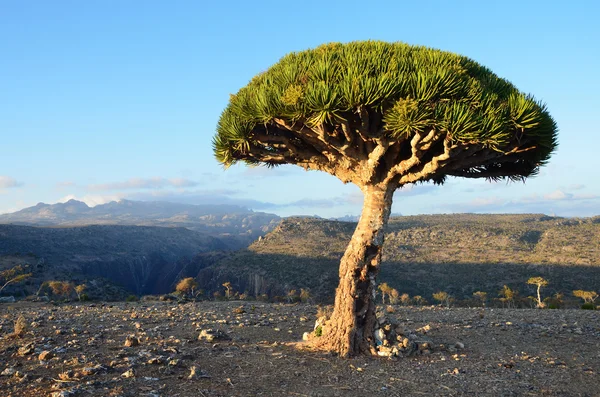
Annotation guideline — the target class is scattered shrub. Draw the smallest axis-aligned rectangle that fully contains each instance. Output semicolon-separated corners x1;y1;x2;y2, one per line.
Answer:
400;293;411;306
432;291;453;307
256;293;269;302
473;291;488;307
314;325;323;337
126;295;139;302
175;277;198;298
13;315;27;338
581;302;596;310
0;265;32;294
299;288;311;303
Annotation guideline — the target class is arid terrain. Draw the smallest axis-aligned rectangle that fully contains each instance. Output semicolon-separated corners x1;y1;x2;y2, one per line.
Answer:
1;301;599;397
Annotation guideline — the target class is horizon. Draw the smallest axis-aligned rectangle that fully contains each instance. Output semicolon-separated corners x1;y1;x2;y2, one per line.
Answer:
1;1;599;218
1;197;597;220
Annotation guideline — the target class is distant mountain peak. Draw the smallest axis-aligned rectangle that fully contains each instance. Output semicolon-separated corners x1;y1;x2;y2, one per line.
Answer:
0;200;280;246
61;199;89;207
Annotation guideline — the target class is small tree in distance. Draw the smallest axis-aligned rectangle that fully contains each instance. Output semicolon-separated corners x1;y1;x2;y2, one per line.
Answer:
378;282;392;304
389;288;400;305
573;290;598;306
527;277;548;308
47;281;73;300
400;293;411;306
222;282;233;300
213;41;558;356
499;285;518;308
299;288;311;303
473;291;488;307
432;291;453;307
74;284;87;301
175;277;198;299
0;265;32;294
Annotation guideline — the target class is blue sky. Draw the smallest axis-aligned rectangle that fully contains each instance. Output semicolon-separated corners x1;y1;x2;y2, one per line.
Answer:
1;0;599;218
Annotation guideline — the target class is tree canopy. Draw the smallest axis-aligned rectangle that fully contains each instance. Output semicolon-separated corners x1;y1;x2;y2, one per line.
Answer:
212;41;558;357
214;41;557;188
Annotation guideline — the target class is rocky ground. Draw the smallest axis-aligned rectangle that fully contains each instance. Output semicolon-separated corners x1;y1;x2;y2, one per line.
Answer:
1;301;599;397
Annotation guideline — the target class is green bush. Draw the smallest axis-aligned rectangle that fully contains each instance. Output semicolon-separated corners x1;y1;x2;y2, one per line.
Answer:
126;295;139;302
581;302;596;310
314;325;323;337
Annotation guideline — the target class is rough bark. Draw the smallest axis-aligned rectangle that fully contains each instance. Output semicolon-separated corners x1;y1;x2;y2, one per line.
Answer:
314;183;395;357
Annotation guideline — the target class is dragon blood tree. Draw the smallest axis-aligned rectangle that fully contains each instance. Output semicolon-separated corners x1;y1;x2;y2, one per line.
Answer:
213;41;558;357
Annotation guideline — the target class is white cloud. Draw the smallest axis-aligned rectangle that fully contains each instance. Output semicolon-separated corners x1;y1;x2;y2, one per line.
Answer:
58;194;123;207
0;176;23;189
88;177;199;191
544;190;572;200
442;188;600;217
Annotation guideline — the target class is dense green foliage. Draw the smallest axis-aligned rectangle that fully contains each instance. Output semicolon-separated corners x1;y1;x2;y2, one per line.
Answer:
214;41;557;180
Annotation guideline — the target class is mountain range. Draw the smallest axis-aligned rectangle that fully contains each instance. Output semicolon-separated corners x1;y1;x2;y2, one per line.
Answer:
1;200;599;303
0;199;280;249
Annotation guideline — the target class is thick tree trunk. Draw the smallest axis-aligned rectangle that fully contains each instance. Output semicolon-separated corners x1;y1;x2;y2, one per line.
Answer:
316;183;395;357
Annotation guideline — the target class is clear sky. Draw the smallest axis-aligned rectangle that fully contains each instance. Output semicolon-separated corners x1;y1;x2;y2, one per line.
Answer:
1;0;599;218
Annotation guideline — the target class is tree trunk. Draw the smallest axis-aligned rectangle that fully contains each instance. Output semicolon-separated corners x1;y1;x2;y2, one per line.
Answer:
317;183;395;357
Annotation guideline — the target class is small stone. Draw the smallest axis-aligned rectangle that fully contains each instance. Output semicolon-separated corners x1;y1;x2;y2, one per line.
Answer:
455;342;465;349
18;343;35;356
1;367;16;376
418;341;431;351
124;335;140;347
402;338;410;348
58;370;75;381
302;332;310;341
39;350;54;361
188;365;210;379
198;329;230;342
147;357;163;365
374;328;385;343
121;369;135;378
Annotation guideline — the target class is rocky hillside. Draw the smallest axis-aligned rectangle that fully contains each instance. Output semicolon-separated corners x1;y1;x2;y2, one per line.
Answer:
193;214;600;302
0;199;280;249
0;224;227;298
